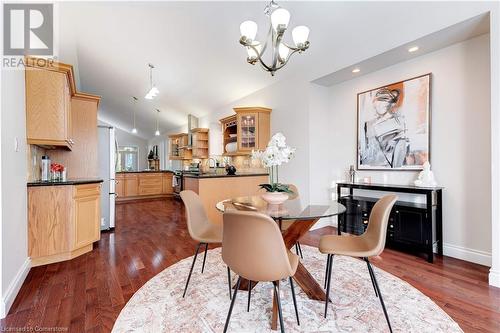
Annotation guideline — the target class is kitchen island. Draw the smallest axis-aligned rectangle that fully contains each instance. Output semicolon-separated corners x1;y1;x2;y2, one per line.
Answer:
116;170;173;202
183;172;268;225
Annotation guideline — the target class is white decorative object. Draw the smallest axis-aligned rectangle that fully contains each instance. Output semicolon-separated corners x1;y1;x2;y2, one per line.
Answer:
225;142;238;153
261;192;288;205
414;161;437;187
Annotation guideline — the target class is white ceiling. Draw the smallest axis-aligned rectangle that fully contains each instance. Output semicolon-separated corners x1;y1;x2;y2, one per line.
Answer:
57;1;494;139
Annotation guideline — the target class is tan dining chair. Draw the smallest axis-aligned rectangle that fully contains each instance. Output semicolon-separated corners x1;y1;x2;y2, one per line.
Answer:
180;190;232;299
222;210;300;333
319;195;397;333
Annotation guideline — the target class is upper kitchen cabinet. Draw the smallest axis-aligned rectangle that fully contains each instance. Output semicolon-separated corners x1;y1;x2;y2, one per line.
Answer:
220;107;271;155
191;128;209;159
50;92;101;178
25;58;76;149
168;133;192;160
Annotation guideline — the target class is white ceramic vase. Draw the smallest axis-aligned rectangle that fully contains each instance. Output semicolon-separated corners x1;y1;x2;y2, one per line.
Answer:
261;192;288;205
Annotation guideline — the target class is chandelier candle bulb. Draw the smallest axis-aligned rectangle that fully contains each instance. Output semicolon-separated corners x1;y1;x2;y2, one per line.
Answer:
271;8;290;31
240;20;258;41
278;43;289;62
292;25;310;47
247;44;262;60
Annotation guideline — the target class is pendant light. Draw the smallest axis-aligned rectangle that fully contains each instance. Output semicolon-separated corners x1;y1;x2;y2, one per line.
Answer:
155;109;160;136
131;96;138;134
145;63;159;100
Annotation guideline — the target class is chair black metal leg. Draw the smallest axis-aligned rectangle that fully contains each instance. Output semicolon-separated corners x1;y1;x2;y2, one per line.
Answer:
324;254;334;318
247;280;252;312
201;243;208;273
365;257;378;298
182;242;203;298
223;277;241;333
297;242;303;259
365;258;393;333
273;281;285;333
324;254;332;289
295;243;299;256
289;277;300;325
227;266;232;300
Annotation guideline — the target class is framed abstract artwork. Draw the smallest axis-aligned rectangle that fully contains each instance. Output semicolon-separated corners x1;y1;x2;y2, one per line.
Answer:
357;73;431;170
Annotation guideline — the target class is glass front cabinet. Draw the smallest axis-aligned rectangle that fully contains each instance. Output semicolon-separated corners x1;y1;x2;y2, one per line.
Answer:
220;107;271;156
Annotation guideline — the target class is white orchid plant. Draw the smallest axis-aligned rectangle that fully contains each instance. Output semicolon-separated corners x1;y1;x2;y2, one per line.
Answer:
252;132;296;193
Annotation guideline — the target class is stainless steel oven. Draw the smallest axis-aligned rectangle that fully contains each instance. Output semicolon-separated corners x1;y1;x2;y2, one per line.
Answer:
173;171;183;197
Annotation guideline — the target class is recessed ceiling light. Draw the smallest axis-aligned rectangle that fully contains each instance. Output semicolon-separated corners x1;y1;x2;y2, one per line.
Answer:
352;68;360;73
408;46;419;53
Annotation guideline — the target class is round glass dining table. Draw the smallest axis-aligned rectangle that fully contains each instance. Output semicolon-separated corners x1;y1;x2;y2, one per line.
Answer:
216;195;346;331
216;195;346;221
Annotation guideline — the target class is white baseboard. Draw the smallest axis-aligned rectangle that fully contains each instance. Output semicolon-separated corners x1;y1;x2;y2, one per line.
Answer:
442;243;492;266
489;268;500;288
1;258;31;318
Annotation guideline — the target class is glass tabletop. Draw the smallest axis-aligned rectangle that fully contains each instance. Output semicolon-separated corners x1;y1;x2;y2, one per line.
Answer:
216;195;346;220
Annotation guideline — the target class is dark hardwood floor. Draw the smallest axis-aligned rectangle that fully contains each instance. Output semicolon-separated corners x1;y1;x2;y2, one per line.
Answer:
1;198;499;332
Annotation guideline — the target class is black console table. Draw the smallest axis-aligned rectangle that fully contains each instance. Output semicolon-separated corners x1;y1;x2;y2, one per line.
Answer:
336;182;443;263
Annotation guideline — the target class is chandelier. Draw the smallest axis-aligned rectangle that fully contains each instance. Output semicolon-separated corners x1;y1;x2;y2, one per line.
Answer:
239;0;310;76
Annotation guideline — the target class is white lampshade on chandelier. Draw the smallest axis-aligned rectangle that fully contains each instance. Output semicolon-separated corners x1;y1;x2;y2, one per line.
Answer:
131;96;138;134
239;0;310;75
145;63;159;100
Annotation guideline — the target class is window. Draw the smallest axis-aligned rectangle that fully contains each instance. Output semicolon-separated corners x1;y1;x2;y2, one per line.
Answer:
117;146;139;171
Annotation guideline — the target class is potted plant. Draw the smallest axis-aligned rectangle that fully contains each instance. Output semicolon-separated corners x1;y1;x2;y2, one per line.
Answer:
252;132;296;205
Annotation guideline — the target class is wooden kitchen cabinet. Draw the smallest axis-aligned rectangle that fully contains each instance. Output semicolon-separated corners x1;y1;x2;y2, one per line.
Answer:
124;174;139;196
28;182;101;267
50;93;100;178
116;172;174;202
191;128;209;159
162;172;173;194
25;58;76;149
138;173;162;195
116;174;125;197
168;133;192;160
220;107;271;155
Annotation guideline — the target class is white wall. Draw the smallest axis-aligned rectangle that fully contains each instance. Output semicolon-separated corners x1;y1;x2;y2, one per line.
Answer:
199;77;311;203
0;68;30;317
314;34;492;265
489;7;500;287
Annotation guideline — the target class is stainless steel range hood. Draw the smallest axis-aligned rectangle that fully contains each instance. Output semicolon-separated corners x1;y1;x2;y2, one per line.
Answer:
187;114;199;148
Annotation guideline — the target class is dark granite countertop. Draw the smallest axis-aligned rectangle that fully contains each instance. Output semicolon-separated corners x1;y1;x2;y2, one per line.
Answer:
27;178;103;187
116;170;173;174
183;172;269;179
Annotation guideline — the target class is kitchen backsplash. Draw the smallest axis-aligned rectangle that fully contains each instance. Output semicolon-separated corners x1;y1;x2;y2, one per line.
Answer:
27;144;46;182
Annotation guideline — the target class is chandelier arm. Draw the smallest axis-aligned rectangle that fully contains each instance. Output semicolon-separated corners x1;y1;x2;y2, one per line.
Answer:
275;48;301;70
260;25;273;55
281;41;310;52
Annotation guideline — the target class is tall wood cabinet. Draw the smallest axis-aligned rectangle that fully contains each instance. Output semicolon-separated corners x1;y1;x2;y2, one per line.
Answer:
220;107;271;156
50;93;100;178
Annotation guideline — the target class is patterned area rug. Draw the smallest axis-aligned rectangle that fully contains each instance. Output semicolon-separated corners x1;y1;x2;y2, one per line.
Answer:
113;245;462;333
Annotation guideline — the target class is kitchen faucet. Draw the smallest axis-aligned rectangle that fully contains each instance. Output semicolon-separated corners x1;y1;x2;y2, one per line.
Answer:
206;158;217;172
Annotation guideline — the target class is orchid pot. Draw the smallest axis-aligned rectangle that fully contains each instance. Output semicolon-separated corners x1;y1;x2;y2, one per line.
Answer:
252;132;297;205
